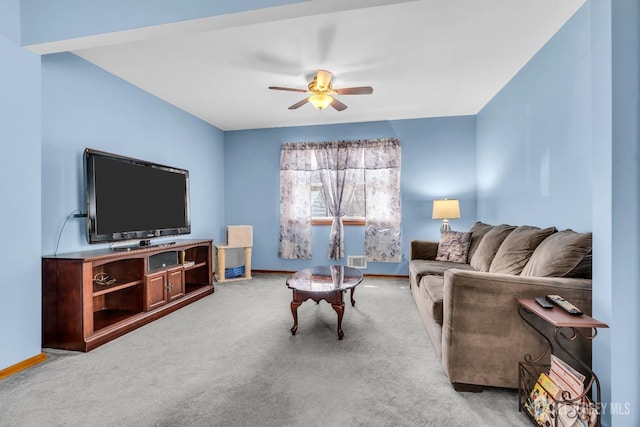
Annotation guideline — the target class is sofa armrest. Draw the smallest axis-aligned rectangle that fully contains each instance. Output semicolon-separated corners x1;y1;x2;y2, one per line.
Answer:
441;269;592;389
410;240;438;260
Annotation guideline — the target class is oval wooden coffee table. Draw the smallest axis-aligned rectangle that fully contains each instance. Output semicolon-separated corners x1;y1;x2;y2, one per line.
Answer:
286;265;363;340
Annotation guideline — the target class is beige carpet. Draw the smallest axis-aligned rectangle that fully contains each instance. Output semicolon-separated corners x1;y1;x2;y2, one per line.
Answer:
0;273;530;426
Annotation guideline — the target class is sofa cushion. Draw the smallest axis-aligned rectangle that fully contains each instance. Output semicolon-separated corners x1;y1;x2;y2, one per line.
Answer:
410;259;475;286
435;231;472;263
489;226;557;275
469;224;516;272
468;222;495;261
420;274;445;326
521;230;592;279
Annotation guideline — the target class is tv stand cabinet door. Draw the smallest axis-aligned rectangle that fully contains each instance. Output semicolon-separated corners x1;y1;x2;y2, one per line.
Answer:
145;272;167;311
167;267;185;302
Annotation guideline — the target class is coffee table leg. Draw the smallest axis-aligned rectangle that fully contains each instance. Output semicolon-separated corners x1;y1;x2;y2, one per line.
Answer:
331;301;345;340
350;288;356;306
291;300;301;335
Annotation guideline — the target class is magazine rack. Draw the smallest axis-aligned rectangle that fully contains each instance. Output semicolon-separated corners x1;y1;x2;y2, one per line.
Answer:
515;298;608;427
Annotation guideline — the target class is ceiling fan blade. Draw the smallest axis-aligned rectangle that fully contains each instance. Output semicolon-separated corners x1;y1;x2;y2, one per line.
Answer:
288;98;310;110
334;86;374;95
316;70;333;89
269;86;308;93
330;98;348;111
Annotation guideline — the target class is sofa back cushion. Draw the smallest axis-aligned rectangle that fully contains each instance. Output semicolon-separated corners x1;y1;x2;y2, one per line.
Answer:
435;231;472;263
521;230;592;278
469;224;516;271
468;221;495;261
489;226;557;275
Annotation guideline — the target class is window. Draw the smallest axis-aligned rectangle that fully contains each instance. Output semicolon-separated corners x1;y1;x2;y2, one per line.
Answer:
311;170;366;225
279;138;401;262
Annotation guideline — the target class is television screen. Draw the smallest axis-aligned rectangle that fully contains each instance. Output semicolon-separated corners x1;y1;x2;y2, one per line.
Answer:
85;148;191;244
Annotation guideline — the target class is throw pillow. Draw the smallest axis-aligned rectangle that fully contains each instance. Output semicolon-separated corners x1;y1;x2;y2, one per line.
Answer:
469;224;516;271
521;230;592;278
467;221;495;261
489;226;557;275
435;231;472;263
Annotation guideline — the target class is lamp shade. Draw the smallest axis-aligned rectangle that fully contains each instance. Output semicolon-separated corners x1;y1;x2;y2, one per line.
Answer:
309;94;333;110
432;199;461;219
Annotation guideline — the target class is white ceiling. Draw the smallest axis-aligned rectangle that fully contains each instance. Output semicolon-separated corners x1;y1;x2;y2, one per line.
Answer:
27;0;585;131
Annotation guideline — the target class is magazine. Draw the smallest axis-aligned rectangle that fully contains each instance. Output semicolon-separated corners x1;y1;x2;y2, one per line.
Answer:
524;372;563;426
525;380;554;424
549;354;585;399
538;372;562;399
556;399;597;427
545;355;596;427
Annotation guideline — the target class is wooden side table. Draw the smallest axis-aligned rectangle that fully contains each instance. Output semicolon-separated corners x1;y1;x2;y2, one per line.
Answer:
214;244;252;282
516;298;608;427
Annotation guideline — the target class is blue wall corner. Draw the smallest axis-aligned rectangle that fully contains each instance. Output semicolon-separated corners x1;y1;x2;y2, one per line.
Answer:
41;52;226;255
224;116;477;275
0;29;42;369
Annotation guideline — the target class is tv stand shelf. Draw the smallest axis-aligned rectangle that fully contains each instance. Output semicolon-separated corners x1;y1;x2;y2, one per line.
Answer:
42;239;214;352
93;280;143;297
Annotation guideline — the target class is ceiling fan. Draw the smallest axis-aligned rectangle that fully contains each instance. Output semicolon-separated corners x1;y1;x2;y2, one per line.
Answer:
268;70;373;111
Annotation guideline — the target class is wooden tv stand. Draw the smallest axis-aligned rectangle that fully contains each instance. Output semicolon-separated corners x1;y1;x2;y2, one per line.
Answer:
42;239;214;352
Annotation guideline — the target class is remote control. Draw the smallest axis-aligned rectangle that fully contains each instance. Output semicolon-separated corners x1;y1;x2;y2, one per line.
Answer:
534;296;554;309
546;295;583;316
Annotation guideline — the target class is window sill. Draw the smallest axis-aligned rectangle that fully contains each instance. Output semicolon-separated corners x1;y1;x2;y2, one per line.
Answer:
312;218;365;226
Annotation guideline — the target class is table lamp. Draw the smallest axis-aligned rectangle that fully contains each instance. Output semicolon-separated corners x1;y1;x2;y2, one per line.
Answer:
432;199;460;232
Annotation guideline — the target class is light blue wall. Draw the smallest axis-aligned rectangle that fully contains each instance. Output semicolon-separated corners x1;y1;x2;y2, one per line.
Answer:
0;1;42;369
590;1;614;424
20;0;306;46
476;4;592;232
224;116;477;275
0;0;20;42
608;0;640;425
41;53;225;255
478;1;640;425
5;2;639;421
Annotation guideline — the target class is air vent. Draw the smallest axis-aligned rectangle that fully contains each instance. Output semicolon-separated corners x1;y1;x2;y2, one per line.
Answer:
347;256;367;269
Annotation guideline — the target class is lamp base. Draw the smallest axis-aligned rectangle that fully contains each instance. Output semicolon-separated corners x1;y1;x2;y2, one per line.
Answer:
440;220;451;233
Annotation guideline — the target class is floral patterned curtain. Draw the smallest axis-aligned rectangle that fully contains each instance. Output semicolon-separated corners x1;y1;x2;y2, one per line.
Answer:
315;142;364;259
278;143;313;259
279;138;401;262
364;138;402;262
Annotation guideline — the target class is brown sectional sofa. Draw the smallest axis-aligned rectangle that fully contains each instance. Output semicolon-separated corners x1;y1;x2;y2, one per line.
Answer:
409;222;593;391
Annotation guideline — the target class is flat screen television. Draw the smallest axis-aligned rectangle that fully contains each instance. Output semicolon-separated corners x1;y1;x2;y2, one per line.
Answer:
84;148;191;246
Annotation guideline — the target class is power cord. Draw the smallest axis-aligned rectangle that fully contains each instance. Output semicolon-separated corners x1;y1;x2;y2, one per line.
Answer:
54;209;82;256
93;272;117;286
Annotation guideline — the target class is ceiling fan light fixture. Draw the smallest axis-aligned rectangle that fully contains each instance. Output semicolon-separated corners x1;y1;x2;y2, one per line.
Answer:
309;94;333;110
269;70;373;111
